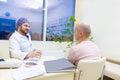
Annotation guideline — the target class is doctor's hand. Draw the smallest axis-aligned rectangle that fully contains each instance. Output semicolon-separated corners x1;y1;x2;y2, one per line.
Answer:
26;50;42;58
33;49;42;58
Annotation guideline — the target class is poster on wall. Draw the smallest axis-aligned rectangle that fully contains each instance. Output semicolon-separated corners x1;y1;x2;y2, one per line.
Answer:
0;18;15;40
0;0;75;41
0;0;44;40
46;0;75;41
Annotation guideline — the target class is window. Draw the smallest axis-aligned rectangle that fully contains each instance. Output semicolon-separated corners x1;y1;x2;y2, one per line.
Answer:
0;0;75;41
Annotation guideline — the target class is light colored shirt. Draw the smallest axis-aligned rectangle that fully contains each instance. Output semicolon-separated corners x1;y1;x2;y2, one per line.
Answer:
67;40;101;65
9;31;35;60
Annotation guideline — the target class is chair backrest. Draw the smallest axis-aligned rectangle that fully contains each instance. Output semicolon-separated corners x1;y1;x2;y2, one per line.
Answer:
75;57;106;80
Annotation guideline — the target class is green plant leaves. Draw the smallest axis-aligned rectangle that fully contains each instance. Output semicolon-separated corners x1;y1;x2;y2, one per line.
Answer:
53;16;76;48
69;16;76;22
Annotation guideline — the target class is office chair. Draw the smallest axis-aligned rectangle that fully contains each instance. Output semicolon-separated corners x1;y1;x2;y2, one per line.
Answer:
75;57;106;80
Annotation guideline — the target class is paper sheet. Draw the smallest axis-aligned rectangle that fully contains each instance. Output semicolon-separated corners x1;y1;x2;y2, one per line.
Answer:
13;58;45;80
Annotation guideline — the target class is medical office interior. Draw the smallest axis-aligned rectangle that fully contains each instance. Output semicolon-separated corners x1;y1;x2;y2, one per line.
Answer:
0;0;120;80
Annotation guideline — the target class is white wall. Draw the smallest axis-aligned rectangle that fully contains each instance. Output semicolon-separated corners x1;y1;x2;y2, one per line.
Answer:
80;0;120;61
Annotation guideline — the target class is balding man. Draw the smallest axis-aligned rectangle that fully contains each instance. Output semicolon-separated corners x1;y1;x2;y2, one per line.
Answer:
67;23;101;66
9;18;42;60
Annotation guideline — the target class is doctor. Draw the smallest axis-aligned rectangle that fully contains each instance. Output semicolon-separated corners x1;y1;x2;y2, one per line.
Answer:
9;18;42;60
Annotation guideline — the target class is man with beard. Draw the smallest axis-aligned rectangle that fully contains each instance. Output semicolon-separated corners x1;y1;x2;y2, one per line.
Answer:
9;18;42;60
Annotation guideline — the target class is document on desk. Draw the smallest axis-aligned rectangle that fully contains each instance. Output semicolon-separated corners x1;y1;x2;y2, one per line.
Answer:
13;65;45;80
13;58;45;80
23;58;44;65
44;58;76;73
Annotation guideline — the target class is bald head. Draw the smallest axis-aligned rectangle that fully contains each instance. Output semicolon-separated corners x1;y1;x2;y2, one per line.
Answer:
75;23;91;38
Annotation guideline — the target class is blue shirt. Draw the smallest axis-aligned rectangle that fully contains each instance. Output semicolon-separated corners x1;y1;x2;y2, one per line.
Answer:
9;31;35;60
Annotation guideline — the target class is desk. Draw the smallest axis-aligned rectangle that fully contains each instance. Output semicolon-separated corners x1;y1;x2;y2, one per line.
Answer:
0;56;75;80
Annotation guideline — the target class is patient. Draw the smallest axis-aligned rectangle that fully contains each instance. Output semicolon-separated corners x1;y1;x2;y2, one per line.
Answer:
67;23;101;66
9;18;42;60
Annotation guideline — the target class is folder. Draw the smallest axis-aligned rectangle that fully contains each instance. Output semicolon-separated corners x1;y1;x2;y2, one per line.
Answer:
44;58;76;73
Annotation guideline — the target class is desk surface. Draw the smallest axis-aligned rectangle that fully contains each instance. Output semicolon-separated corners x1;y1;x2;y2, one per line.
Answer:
0;56;75;80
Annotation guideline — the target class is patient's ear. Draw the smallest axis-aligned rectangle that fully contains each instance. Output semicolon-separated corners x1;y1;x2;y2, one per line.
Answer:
79;31;83;37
